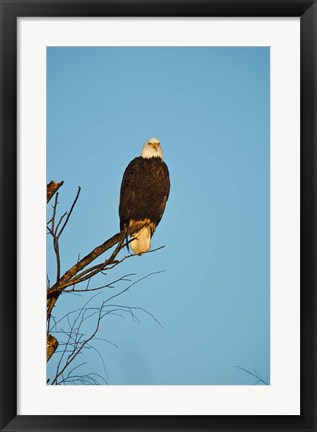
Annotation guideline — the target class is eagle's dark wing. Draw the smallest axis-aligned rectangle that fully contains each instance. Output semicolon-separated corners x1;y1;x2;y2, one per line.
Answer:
119;156;170;232
119;157;140;231
155;161;170;227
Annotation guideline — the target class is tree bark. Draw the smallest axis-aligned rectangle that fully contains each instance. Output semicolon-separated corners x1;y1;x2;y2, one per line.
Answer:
47;334;59;362
47;180;64;203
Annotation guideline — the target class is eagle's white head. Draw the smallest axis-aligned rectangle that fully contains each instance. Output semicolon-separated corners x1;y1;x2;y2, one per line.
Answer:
141;137;163;159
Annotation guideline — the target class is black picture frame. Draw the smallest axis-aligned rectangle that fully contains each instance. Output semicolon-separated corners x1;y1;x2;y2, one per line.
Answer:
1;0;316;431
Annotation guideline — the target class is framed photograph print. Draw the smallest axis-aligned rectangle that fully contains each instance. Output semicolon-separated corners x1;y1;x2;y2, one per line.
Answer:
0;0;316;431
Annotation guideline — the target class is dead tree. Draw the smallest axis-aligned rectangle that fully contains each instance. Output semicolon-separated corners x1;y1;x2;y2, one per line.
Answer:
47;181;163;383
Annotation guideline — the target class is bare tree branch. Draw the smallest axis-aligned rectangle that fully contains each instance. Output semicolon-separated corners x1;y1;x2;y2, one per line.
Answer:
234;366;269;385
50;192;61;281
47;222;153;319
57;186;81;238
52;299;106;385
49;221;150;293
63;273;135;293
46;181;164;383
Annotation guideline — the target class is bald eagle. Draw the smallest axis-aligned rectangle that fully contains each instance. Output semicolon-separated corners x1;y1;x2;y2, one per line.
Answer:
119;138;170;255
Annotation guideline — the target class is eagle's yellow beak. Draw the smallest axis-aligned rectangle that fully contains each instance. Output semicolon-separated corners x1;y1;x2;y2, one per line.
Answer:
151;142;159;150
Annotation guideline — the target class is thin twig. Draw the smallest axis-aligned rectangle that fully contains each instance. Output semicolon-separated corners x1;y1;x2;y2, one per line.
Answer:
57;186;81;238
103;271;164;305
63;274;136;293
234;366;269;385
52;299;105;385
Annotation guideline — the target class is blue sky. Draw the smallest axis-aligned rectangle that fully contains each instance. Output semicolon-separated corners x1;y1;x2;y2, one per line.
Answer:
47;47;270;385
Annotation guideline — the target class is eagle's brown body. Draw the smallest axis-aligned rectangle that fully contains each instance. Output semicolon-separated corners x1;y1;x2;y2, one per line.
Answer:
119;142;170;254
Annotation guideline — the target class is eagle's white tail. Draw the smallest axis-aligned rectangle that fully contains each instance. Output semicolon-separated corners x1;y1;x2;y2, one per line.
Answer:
130;226;152;255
